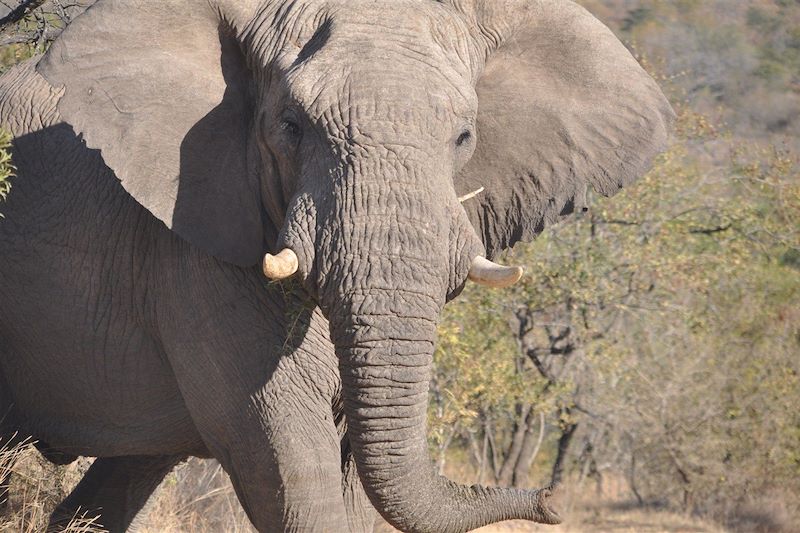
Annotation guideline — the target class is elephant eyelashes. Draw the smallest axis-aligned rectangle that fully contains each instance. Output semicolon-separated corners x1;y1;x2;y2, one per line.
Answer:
279;119;302;142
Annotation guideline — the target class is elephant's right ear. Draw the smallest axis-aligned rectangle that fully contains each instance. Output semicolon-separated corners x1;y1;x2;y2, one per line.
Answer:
451;0;675;258
38;1;267;266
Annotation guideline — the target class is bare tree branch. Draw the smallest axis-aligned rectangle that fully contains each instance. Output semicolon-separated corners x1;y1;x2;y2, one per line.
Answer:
0;0;46;29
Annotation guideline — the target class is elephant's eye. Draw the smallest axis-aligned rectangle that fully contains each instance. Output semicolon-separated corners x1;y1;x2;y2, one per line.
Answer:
456;130;472;147
280;119;302;140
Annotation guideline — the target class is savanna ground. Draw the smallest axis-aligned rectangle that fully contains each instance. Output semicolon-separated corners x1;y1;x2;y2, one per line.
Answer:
0;446;732;533
1;0;799;532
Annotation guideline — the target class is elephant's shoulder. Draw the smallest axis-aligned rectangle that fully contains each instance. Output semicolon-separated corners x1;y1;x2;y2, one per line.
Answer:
0;58;64;137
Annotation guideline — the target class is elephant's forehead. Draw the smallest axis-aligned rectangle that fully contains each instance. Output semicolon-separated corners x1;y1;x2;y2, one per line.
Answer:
334;0;466;37
281;3;477;132
292;63;471;119
324;0;474;73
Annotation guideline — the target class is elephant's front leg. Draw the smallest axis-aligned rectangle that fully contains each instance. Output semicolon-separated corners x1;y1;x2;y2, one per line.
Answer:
163;289;353;532
258;403;350;532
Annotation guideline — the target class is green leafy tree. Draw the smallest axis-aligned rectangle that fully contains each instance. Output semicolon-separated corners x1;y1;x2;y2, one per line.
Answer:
431;100;800;525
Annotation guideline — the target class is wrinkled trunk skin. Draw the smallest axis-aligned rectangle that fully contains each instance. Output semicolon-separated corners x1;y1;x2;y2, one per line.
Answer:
312;167;559;532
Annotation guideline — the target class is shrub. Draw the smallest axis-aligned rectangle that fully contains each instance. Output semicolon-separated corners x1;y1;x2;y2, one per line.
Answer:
0;129;13;211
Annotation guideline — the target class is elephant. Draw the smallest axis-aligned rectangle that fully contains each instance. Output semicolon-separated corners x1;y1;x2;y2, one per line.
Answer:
0;0;674;531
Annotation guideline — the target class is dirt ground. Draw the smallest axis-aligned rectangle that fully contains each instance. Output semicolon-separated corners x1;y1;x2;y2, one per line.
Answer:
374;509;727;533
3;452;731;533
473;512;725;533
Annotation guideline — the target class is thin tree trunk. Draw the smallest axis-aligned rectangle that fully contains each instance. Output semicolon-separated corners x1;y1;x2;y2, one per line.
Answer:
485;419;502;483
628;453;644;505
512;410;546;488
436;424;457;476
551;415;578;486
497;403;531;486
666;444;693;514
480;429;489;485
468;430;482;480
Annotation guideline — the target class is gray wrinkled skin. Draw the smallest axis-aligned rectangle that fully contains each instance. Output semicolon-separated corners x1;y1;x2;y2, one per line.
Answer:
0;1;673;531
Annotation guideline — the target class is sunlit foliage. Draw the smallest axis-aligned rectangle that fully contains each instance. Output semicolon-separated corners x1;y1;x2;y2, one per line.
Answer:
433;101;800;526
0;130;13;214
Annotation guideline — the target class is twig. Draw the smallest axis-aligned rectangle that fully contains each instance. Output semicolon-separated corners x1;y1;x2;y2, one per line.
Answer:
688;223;731;235
0;0;47;29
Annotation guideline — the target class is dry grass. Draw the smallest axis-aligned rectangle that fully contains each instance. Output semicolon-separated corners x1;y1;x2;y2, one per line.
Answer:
0;438;100;533
137;458;253;533
138;460;735;533
0;441;253;532
1;443;787;533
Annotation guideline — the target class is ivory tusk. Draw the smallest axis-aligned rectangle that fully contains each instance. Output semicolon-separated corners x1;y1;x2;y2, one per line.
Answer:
468;256;523;288
458;187;485;203
262;248;299;280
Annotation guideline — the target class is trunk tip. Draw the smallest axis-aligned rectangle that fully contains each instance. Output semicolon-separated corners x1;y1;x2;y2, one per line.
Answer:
534;484;563;525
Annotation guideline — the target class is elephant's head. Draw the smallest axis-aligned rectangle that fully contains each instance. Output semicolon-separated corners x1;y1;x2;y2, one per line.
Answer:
39;0;673;530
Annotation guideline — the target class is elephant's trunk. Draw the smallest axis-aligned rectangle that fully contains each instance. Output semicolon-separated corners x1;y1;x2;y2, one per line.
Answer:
314;175;560;530
330;292;560;532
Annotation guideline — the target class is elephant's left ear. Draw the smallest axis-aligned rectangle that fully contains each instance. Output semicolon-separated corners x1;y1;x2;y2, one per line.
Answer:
451;0;675;258
38;1;266;266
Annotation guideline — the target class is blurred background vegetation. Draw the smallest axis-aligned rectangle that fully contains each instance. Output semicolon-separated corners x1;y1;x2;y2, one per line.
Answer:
1;1;798;532
430;1;800;530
